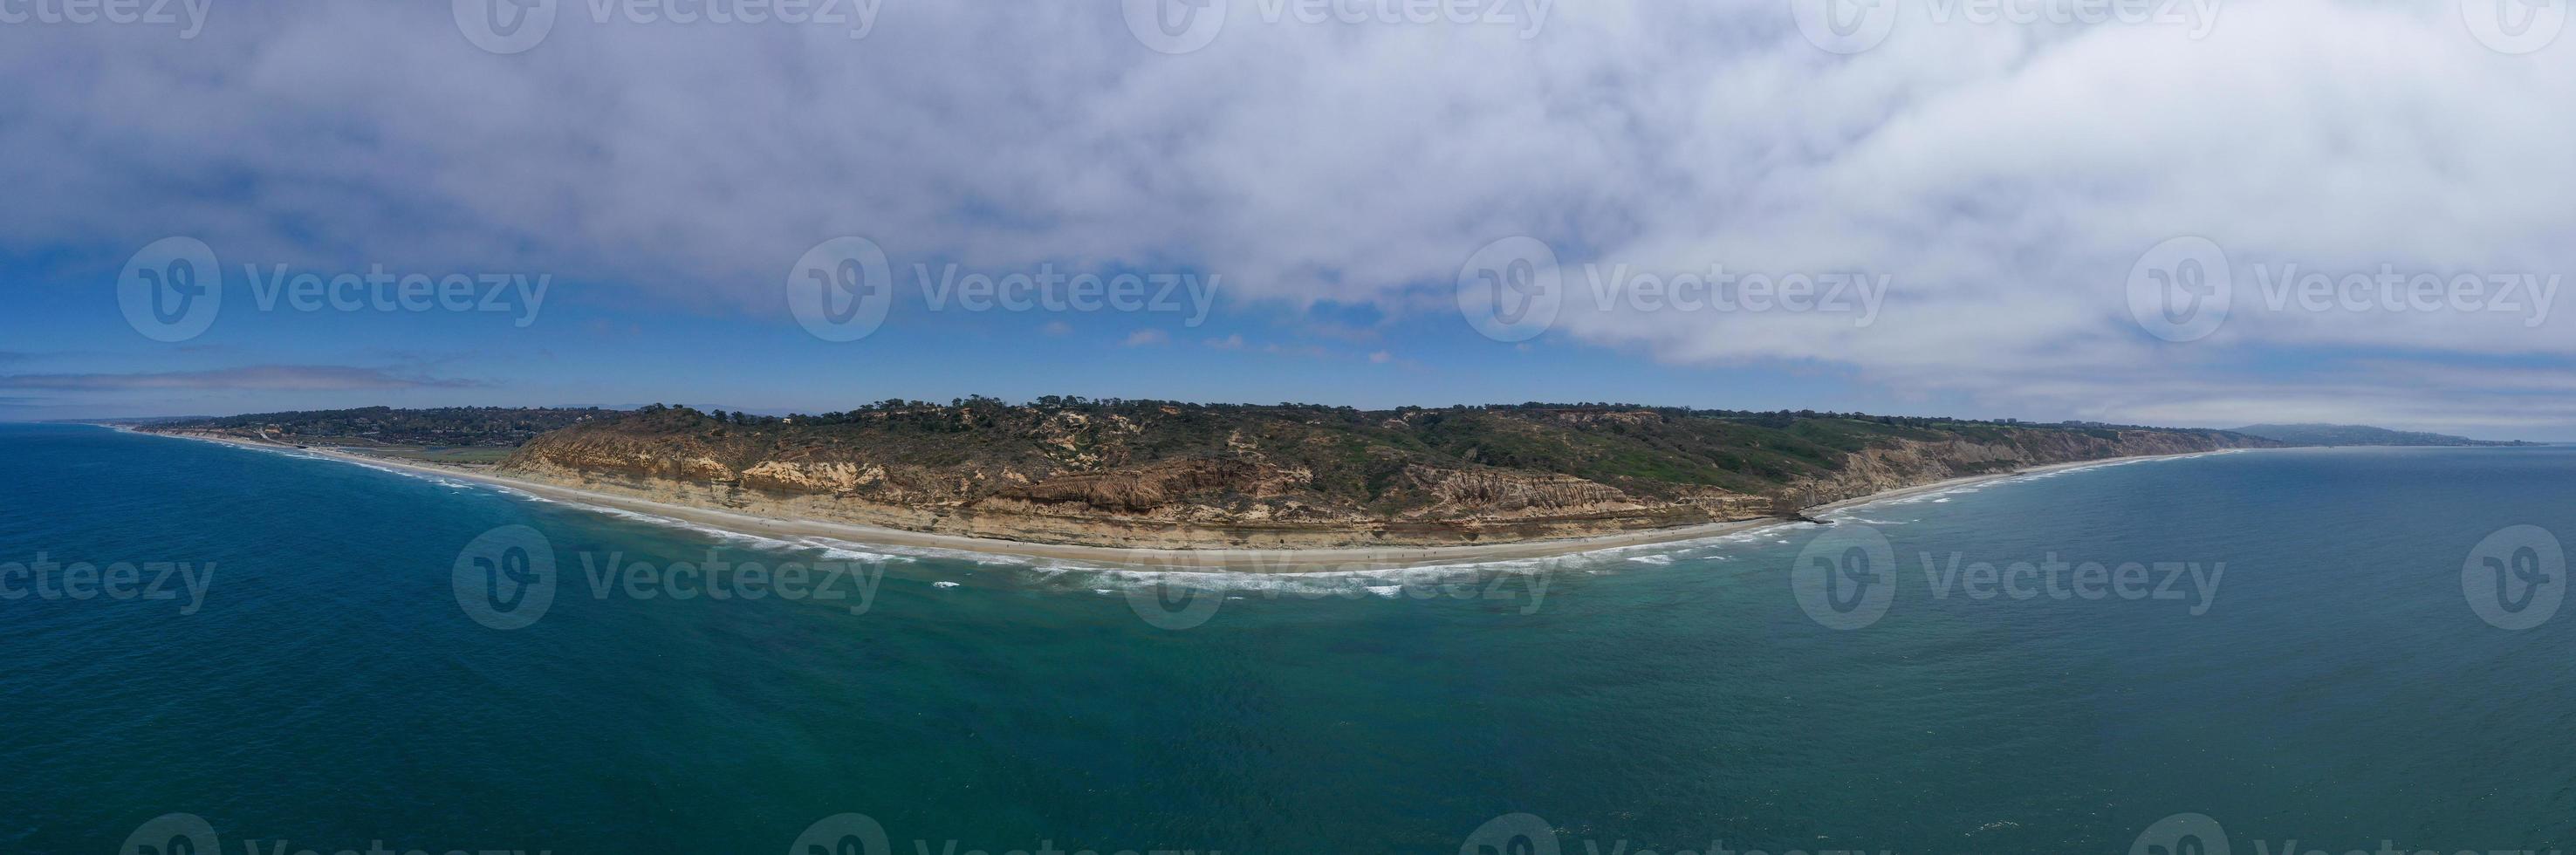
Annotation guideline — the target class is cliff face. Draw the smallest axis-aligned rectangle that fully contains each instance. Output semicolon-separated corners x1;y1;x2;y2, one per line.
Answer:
497;429;1768;549
1773;429;2257;508
495;404;2271;549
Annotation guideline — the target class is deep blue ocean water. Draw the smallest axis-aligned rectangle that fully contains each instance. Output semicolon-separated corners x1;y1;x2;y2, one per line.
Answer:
5;422;2575;854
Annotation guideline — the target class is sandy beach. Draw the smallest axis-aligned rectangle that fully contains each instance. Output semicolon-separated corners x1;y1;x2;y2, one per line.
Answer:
131;428;2237;571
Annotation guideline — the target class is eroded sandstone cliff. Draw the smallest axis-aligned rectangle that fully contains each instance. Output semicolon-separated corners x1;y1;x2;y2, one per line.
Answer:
494;403;2271;549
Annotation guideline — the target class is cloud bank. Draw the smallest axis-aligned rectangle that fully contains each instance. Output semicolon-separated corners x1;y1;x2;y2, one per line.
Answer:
3;0;2568;434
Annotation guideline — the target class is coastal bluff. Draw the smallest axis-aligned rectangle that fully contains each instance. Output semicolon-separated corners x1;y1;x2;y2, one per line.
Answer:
491;401;2276;550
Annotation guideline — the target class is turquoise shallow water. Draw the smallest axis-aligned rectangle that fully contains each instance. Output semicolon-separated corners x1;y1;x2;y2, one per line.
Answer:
5;423;2575;854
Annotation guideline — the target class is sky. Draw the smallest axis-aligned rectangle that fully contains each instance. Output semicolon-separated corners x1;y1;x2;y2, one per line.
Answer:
1;0;2571;439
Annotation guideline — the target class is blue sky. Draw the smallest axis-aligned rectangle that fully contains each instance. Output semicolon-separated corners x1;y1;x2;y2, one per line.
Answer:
4;255;1952;421
3;1;2571;439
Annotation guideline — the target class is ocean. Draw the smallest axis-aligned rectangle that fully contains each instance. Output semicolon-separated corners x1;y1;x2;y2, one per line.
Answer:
4;422;2573;854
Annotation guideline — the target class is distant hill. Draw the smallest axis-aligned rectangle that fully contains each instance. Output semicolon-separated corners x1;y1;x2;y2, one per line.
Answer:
59;416;219;425
2232;423;2529;447
142;406;617;448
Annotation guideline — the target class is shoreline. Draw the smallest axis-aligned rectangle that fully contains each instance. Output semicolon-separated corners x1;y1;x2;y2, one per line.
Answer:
1798;451;2232;516
127;427;2240;571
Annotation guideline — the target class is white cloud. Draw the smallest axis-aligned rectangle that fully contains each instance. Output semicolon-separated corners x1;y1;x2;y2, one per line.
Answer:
3;1;2569;433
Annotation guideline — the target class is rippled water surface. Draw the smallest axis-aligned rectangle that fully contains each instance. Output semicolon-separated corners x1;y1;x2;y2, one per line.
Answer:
4;424;2573;853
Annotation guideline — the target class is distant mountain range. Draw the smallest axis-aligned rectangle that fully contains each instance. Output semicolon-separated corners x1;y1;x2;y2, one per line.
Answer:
2230;423;2533;447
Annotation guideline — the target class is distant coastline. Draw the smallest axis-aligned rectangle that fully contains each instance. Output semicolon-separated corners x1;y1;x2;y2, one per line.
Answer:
126;425;2247;571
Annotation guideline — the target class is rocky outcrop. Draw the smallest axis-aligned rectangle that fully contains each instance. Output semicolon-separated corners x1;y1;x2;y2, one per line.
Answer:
1390;465;1650;517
